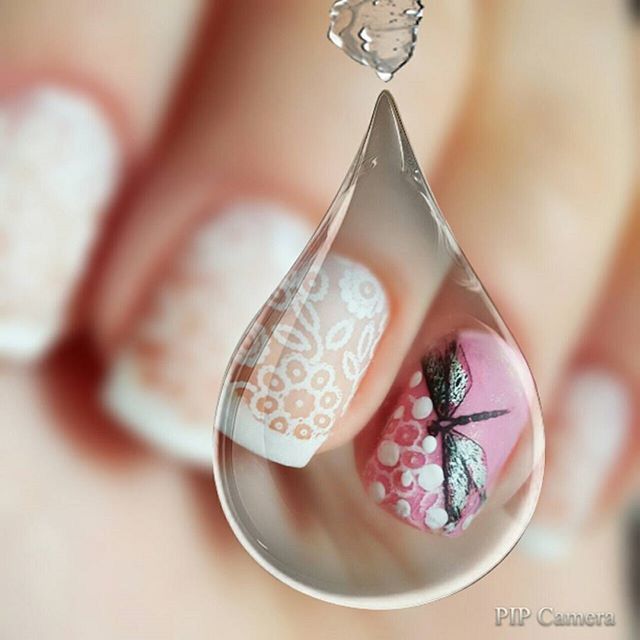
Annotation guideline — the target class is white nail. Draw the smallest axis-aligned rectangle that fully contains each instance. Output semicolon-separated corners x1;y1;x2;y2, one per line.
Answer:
521;369;631;560
0;85;120;360
227;254;389;467
103;202;313;466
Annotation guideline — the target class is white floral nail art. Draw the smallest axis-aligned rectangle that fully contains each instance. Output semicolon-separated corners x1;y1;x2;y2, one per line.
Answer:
103;203;313;465
0;86;120;360
230;255;389;467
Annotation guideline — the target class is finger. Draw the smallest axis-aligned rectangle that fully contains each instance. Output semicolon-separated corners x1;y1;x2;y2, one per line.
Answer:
93;0;476;465
435;0;637;398
520;10;640;558
355;0;637;535
0;0;205;361
522;211;640;559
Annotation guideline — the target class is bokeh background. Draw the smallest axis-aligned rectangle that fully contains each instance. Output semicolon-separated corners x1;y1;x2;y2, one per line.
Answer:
0;1;638;638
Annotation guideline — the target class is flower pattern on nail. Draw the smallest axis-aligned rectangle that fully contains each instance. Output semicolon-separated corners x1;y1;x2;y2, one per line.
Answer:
0;87;120;357
339;263;387;320
116;207;313;427
237;256;388;446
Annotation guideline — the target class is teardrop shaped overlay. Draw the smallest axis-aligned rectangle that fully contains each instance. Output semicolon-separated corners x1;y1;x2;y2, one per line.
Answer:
213;90;544;606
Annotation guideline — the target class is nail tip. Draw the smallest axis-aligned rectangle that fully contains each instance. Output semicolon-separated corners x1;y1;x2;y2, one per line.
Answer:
0;322;56;362
0;84;121;361
103;357;213;467
519;524;572;561
223;400;321;468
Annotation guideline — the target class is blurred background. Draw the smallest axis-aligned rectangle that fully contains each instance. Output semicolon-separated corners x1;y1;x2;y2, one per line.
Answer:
0;0;638;638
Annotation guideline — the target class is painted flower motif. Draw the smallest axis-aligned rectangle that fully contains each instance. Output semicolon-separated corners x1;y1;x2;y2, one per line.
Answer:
268;264;327;315
284;388;316;419
294;423;313;440
248;353;344;441
270;286;295;311
256;395;279;415
314;413;333;430
285;358;308;385
339;262;386;320
301;267;329;302
268;268;306;311
401;450;427;469
395;422;420;446
310;365;334;390
267;373;285;393
234;322;271;368
319;390;341;411
269;415;289;434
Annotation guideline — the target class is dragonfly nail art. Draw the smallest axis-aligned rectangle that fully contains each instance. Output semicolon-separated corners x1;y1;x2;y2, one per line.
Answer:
422;340;508;529
363;330;529;536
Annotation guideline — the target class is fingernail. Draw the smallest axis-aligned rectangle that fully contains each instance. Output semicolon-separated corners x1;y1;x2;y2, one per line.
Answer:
102;201;313;465
227;254;389;468
0;84;121;360
363;330;531;536
521;369;631;559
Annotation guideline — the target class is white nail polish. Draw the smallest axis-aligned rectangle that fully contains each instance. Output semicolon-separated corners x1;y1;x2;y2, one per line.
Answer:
0;85;120;360
103;202;313;465
521;369;631;560
227;254;389;468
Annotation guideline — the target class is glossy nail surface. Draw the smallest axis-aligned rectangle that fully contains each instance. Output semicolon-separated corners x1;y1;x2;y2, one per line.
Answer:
0;85;120;360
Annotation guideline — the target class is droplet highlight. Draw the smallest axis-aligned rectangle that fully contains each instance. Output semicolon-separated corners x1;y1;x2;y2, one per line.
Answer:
328;0;424;81
213;91;545;608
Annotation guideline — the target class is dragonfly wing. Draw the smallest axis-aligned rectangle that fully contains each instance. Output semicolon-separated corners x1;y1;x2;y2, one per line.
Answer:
423;339;472;418
451;429;488;495
442;430;488;526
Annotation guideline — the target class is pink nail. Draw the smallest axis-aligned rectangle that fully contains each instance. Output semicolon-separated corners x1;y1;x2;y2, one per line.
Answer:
363;330;530;536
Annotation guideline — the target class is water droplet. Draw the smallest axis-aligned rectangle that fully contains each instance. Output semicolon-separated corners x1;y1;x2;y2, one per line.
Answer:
328;0;424;81
213;91;544;608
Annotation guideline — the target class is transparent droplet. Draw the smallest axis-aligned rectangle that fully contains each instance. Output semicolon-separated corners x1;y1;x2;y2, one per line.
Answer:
328;0;424;81
213;91;545;609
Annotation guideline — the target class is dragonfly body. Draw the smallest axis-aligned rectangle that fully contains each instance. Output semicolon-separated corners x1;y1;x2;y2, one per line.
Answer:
422;339;509;531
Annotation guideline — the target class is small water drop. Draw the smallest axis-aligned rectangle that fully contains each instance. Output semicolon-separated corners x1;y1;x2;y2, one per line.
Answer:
213;91;544;608
328;0;424;81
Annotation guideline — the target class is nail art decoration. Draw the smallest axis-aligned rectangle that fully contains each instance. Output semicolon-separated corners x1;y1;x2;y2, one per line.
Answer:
213;92;544;608
363;331;530;537
230;255;388;467
423;340;501;529
521;369;631;559
103;203;313;465
328;0;424;81
0;85;120;360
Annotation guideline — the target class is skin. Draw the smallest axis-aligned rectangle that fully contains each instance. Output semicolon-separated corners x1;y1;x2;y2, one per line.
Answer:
0;0;638;637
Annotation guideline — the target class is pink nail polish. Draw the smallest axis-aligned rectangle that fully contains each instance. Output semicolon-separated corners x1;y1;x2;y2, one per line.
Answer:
363;329;530;536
